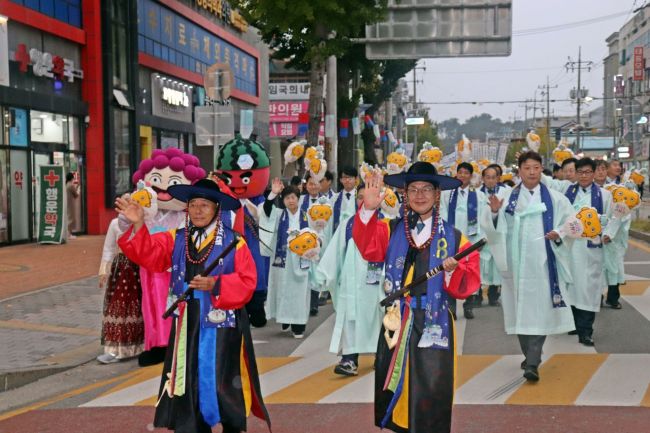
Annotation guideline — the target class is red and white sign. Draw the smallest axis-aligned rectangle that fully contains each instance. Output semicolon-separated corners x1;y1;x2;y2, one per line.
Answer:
634;46;644;81
269;101;309;123
13;44;84;83
269;122;325;138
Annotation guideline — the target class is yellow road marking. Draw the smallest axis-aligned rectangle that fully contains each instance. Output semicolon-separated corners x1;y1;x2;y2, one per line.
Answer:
132;356;303;406
506;354;608;405
629;239;650;254
264;355;375;404
0;319;99;336
96;364;163;398
641;383;650;407
36;341;101;365
0;368;142;421
620;280;650;296
456;355;501;389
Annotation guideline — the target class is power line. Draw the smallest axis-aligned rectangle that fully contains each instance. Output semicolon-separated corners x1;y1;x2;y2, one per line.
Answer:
420;96;616;105
423;65;565;75
513;10;630;37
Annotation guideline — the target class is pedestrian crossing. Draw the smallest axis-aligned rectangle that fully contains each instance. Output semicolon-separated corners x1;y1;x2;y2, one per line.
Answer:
79;282;650;409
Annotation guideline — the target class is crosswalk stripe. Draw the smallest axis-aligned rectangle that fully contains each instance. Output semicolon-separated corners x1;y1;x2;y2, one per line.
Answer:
456;355;501;389
641;383;650;407
576;354;650;406
265;356;375;404
542;333;598;355
455;355;524;404
318;370;374;403
95;365;163;398
505;354;608;405
620;280;650;296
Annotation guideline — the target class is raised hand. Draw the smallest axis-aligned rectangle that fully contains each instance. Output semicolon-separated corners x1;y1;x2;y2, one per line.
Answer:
115;196;145;230
271;177;284;195
488;195;504;213
364;172;384;211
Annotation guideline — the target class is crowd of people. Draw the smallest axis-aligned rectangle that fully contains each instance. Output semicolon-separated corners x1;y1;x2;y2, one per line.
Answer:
97;137;643;433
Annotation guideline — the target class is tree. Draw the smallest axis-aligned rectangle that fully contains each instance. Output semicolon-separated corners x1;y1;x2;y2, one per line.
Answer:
232;0;389;149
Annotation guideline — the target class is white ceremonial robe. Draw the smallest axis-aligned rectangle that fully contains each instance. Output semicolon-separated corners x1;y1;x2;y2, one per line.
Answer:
604;213;631;286
565;185;613;312
480;184;576;335
479;186;510;285
316;216;384;355
262;206;312;325
439;186;488;245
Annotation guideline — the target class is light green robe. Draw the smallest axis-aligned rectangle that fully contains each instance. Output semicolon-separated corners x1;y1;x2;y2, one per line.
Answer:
604;213;631;286
262;206;312;325
316;216;384;355
440;186;488;245
480;185;576;335
564;185;613;312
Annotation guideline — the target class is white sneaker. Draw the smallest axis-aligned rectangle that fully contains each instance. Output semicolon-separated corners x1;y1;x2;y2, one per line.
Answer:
97;353;119;364
292;332;304;339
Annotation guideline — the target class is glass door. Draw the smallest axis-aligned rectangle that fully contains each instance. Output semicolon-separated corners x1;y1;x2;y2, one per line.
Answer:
31;151;52;239
9;149;29;241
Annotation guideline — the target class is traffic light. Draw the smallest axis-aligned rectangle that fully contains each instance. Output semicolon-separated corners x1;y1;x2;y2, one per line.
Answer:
554;128;561;142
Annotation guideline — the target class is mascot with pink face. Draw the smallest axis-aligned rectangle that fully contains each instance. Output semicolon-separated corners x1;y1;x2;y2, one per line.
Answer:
132;148;206;366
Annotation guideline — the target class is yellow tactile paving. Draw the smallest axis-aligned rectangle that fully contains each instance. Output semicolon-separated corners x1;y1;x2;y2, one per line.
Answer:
506;354;608;405
0;319;99;336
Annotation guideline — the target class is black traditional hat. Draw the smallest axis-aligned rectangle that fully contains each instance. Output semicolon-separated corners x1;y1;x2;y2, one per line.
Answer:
168;178;241;210
383;161;461;191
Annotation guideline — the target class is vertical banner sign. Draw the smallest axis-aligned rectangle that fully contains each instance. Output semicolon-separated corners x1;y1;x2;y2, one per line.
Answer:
634;47;644;81
240;109;254;139
0;17;8;87
38;165;65;244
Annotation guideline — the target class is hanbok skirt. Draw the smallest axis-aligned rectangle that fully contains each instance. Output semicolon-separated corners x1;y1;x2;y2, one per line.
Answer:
154;299;270;433
100;253;144;358
374;308;455;433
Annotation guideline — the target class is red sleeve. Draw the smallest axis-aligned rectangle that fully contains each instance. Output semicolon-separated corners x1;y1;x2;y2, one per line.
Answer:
444;235;481;300
212;240;257;310
117;225;174;273
352;208;390;263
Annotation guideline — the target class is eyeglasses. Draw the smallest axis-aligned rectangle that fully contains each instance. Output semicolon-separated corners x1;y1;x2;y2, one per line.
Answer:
406;186;436;196
577;170;594;176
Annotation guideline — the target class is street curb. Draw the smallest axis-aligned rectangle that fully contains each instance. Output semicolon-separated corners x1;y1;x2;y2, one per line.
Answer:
0;342;101;392
629;229;650;243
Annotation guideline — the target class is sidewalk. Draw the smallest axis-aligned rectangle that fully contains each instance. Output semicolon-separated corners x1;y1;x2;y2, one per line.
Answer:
0;236;106;391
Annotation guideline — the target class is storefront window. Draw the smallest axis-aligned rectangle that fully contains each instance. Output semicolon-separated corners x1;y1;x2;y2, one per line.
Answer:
30;110;69;144
69;117;81;151
113;108;132;196
160;130;180;149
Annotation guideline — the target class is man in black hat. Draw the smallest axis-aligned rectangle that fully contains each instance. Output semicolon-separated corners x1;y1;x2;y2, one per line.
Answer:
116;178;270;433
352;162;480;433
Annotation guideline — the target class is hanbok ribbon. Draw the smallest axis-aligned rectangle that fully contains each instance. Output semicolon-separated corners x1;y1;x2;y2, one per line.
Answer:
197;289;221;426
447;187;478;229
272;208;308;268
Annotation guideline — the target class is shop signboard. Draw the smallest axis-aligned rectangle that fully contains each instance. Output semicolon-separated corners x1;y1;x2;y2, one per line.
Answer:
269;82;310;101
151;74;194;123
38;165;65;244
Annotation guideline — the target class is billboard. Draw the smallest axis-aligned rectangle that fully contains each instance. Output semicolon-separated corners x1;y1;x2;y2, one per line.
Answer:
362;0;512;60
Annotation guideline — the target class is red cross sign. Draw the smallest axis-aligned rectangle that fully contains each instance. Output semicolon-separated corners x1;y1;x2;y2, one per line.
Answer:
44;170;60;187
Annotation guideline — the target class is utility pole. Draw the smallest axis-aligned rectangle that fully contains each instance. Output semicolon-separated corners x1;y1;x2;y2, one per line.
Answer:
565;46;594;153
538;76;558;166
411;63;426;160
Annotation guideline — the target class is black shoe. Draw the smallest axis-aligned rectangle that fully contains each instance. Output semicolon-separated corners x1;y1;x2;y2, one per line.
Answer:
334;360;358;376
309;309;318;317
464;308;474;320
137;347;167;367
523;365;539;382
488;300;501;307
579;336;595;347
568;330;578;335
605;301;622;309
520;360;527;370
318;297;328;306
281;323;290;332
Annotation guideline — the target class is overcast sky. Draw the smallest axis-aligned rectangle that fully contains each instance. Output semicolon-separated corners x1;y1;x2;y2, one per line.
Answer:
418;0;637;123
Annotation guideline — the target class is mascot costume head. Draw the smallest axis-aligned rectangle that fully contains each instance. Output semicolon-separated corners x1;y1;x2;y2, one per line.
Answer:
215;134;271;199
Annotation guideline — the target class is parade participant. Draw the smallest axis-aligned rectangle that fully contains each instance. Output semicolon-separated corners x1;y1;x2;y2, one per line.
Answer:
564;158;613;346
481;151;575;382
97;218;144;363
594;160;608;187
330;166;359;234
353;162;480;433
130;148;206;366
316;184;385;376
479;166;509;306
320;170;335;199
552;164;563;180
301;174;328;316
263;180;314;338
561;157;578;183
607;159;622;184
439;161;486;318
215;135;272;328
116;178;269;433
290;175;304;193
